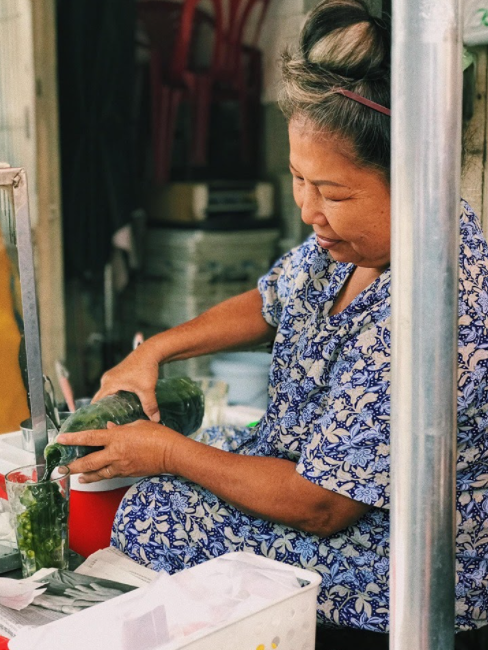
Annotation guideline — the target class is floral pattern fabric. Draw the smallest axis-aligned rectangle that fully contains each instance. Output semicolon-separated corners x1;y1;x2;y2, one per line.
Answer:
112;200;488;633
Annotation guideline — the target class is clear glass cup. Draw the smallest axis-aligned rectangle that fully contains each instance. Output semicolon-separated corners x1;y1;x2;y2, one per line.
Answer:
20;417;59;451
5;464;70;577
195;378;229;429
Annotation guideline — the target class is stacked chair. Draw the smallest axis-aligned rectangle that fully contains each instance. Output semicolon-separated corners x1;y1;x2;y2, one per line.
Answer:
137;0;271;182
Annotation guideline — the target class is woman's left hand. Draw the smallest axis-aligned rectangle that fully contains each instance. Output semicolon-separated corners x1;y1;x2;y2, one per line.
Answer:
56;420;182;483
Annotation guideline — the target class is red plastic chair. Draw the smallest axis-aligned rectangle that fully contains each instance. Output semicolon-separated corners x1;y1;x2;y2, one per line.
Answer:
221;0;269;78
137;0;223;182
214;0;271;162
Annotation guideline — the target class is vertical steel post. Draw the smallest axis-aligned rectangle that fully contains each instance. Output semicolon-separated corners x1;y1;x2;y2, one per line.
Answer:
390;2;462;649
0;167;48;465
13;168;47;466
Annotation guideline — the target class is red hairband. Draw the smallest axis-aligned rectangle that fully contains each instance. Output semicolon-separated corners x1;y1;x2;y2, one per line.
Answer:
334;89;391;117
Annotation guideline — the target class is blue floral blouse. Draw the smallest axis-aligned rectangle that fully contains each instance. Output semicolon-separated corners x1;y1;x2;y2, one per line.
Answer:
112;200;488;633
252;199;488;630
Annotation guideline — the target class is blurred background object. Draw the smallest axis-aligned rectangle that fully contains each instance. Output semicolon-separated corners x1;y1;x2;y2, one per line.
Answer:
2;0;483;405
0;225;29;434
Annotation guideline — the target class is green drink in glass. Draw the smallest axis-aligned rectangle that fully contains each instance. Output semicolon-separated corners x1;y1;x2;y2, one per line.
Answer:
5;464;70;578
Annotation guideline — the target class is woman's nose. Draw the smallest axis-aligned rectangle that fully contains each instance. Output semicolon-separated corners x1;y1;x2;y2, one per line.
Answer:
300;184;328;226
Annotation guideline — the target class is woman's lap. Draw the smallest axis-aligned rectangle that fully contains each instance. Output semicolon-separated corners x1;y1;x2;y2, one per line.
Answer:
111;424;278;573
111;473;320;576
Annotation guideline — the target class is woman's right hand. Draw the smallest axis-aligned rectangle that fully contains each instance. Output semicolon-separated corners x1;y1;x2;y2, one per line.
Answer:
92;343;161;422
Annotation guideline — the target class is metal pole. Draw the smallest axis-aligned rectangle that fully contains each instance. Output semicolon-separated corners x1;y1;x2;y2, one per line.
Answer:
390;1;462;649
12;168;48;466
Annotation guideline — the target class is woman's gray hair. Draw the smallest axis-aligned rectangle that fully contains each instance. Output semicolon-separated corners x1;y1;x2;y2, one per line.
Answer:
280;0;390;176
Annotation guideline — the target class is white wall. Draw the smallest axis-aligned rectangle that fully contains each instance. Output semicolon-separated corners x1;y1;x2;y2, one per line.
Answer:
0;0;38;225
260;0;305;103
260;0;383;103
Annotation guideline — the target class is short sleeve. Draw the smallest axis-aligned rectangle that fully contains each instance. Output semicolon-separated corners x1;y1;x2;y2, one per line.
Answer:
258;249;296;328
296;318;392;509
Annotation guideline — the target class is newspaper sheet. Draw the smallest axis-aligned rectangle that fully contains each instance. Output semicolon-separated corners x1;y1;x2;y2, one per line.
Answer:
74;546;157;587
0;569;135;638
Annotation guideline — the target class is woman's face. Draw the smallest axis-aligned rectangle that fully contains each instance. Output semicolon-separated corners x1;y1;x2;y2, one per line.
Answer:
289;118;391;270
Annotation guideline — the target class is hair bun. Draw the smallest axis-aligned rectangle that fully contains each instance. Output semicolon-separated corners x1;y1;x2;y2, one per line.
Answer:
301;0;390;80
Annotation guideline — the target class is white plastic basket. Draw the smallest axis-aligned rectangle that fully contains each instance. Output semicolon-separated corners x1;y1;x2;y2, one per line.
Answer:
8;552;321;650
173;553;321;650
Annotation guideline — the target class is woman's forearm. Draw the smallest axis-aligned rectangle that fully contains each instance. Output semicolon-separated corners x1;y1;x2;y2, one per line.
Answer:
166;436;369;537
93;288;275;421
62;420;369;536
143;288;275;364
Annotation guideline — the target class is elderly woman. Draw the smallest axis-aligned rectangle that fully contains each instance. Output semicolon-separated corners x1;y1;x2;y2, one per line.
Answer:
60;1;488;646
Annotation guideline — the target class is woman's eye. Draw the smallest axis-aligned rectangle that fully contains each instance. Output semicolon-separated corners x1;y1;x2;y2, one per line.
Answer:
321;192;351;203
